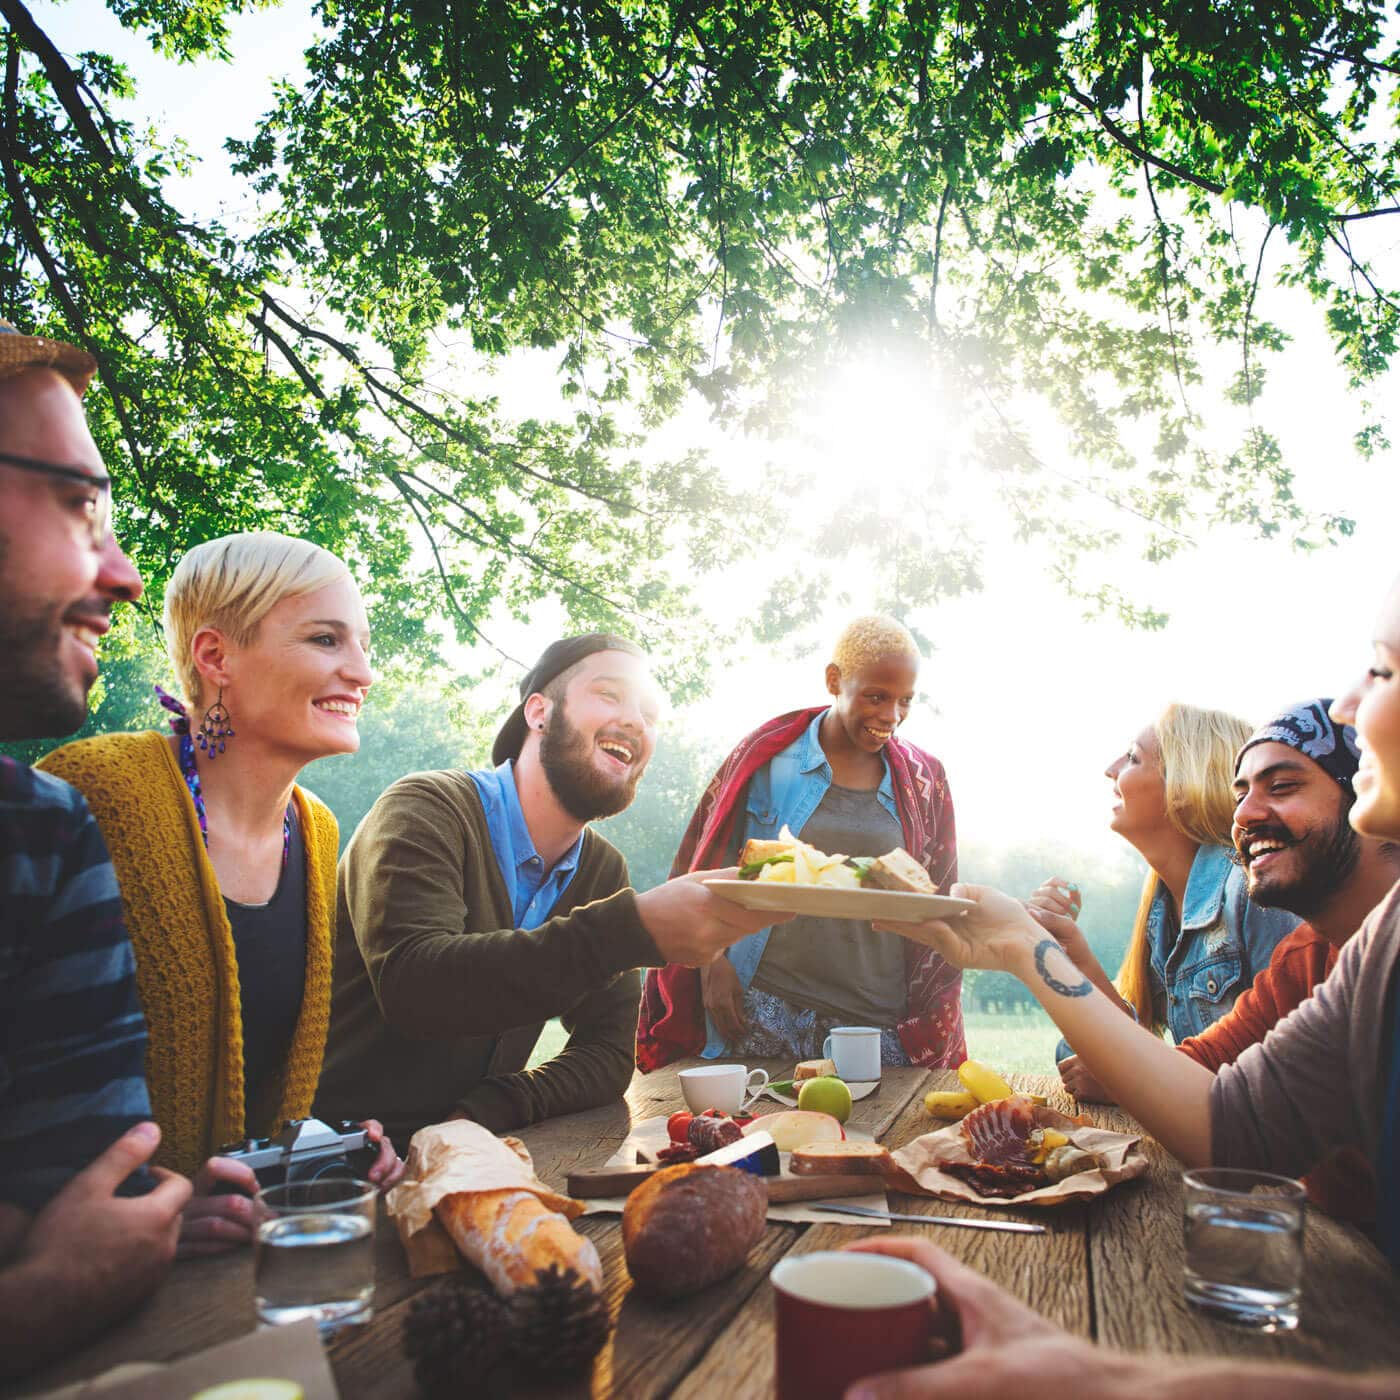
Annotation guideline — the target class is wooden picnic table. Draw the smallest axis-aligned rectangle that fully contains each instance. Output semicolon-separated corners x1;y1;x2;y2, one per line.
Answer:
9;1059;1400;1398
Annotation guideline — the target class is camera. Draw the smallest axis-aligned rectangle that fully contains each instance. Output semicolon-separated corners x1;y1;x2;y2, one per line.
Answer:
217;1117;378;1190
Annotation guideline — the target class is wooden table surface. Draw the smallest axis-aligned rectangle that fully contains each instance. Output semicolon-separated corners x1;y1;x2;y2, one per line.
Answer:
10;1061;1400;1398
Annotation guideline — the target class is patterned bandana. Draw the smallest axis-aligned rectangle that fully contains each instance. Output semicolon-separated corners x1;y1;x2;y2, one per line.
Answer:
1235;698;1361;790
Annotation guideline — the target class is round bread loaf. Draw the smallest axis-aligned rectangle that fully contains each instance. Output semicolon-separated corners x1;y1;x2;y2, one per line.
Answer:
622;1163;767;1298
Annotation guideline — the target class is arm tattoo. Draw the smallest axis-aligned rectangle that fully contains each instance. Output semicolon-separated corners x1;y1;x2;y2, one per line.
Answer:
1033;938;1093;998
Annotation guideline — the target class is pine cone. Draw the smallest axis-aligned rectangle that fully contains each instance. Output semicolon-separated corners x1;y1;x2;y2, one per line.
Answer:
402;1278;512;1394
509;1265;611;1374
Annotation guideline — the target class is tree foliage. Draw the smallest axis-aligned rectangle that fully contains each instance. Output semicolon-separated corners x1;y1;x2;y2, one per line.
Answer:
2;0;1394;660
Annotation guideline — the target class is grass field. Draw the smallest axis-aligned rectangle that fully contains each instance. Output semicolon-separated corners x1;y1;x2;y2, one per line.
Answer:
527;1006;1063;1075
961;1010;1063;1073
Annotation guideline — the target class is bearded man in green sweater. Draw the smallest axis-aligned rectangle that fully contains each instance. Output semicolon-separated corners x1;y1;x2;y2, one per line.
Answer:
317;634;783;1142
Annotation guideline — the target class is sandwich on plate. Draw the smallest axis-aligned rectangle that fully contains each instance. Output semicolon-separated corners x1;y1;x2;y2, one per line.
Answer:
738;826;938;893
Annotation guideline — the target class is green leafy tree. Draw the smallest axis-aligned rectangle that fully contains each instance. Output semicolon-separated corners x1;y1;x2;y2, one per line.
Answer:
0;0;769;684
2;0;1394;652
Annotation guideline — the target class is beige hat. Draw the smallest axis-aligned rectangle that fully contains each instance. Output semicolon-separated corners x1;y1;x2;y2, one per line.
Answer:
0;319;96;396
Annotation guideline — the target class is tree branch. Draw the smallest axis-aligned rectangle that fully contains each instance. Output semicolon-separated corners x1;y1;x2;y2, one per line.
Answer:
398;466;655;621
1138;71;1191;414
1240;222;1275;410
0;43;150;490
1334;205;1400;223
258;294;656;517
928;182;952;335
385;469;522;664
249;304;327;400
1067;84;1226;196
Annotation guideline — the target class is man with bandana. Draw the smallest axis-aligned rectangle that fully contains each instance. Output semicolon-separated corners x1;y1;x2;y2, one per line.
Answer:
317;634;785;1142
1062;699;1400;1220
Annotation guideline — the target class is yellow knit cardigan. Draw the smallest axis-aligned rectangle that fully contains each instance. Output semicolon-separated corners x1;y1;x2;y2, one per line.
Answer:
38;731;337;1179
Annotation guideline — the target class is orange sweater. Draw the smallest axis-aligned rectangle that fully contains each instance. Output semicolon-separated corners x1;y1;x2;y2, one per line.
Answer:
1179;923;1374;1223
38;731;337;1178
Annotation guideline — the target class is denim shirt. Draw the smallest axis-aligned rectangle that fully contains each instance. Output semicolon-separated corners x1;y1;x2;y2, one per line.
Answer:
468;761;583;930
1054;843;1299;1061
701;709;901;1057
1147;843;1299;1043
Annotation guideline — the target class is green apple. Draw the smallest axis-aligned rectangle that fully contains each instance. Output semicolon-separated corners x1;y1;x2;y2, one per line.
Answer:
797;1076;853;1124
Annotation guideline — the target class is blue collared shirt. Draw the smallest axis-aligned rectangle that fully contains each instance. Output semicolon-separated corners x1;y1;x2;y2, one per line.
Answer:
702;709;901;1057
468;761;583;930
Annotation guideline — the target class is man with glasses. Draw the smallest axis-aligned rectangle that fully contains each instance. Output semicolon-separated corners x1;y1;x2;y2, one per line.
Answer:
0;322;191;1376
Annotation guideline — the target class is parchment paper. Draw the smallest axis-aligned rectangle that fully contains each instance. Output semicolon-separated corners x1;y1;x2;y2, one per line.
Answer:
32;1318;337;1399
386;1119;586;1276
888;1119;1148;1207
583;1115;890;1226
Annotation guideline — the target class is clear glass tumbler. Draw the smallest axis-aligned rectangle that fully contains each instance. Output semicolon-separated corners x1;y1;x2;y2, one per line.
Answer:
1182;1167;1305;1331
254;1178;376;1333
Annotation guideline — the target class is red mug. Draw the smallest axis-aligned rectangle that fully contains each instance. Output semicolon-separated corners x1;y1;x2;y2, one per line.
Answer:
771;1251;935;1400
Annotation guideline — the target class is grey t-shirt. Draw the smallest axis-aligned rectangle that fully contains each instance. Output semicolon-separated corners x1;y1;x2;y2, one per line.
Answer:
751;783;908;1025
1211;880;1400;1180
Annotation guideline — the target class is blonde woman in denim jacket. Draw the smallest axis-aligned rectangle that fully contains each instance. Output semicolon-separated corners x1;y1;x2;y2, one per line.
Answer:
1032;703;1299;1097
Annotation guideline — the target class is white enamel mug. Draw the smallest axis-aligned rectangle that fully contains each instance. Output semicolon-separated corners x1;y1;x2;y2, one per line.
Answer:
822;1026;881;1082
678;1063;770;1115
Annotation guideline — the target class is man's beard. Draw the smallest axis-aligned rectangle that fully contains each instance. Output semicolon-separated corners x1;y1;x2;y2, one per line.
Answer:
539;700;644;823
0;537;90;739
1244;811;1361;919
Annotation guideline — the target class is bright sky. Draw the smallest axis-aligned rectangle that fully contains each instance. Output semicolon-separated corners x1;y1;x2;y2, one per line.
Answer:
33;1;1400;864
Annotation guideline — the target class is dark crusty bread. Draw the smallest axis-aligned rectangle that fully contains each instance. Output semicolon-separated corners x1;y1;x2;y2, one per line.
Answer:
864;847;937;894
622;1163;767;1298
789;1141;892;1177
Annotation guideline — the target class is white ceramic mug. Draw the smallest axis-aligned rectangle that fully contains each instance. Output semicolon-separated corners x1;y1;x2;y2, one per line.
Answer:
822;1027;881;1083
678;1063;770;1115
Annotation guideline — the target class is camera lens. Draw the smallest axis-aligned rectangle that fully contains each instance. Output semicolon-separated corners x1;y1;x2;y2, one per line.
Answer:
288;1155;359;1187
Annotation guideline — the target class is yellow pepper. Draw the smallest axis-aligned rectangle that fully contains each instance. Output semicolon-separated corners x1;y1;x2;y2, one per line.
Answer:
923;1089;978;1120
957;1059;1015;1104
1029;1128;1070;1164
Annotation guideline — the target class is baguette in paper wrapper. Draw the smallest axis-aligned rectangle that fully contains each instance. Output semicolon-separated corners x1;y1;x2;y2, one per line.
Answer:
386;1120;601;1290
887;1116;1149;1207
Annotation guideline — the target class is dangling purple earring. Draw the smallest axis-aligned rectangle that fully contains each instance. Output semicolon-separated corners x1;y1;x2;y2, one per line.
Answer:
196;688;234;759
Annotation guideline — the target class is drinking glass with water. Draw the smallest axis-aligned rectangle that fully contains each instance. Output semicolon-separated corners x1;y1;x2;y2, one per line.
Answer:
254;1178;377;1333
1182;1168;1305;1332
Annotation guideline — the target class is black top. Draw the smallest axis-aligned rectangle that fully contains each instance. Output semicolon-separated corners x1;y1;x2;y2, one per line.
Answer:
224;810;307;1114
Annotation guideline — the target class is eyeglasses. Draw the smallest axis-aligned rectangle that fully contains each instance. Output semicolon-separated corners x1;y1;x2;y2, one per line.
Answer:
0;449;112;547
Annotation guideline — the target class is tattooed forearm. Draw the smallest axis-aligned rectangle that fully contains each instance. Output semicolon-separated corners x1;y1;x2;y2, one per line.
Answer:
1033;938;1093;998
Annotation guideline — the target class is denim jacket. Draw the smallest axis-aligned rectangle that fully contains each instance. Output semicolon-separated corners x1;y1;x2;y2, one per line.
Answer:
1054;843;1299;1060
1146;843;1299;1042
701;710;901;1058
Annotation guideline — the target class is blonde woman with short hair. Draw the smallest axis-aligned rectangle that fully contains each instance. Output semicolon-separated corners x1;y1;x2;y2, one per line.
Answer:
1027;703;1299;1099
638;614;965;1070
39;532;402;1253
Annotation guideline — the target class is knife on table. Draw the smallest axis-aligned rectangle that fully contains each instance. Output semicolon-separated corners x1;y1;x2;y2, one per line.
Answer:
812;1202;1046;1234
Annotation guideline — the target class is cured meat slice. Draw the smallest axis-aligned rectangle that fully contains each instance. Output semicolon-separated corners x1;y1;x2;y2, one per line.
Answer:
960;1095;1039;1165
944;1161;1048;1198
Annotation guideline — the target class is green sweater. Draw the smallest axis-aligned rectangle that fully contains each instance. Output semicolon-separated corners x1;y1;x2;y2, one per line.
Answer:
315;769;659;1143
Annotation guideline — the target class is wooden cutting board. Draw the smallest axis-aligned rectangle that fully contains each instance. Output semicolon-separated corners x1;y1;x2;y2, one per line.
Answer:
566;1164;882;1203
